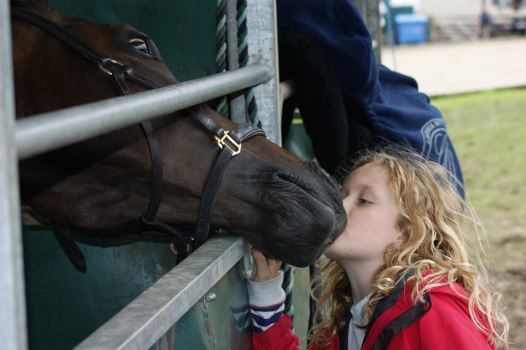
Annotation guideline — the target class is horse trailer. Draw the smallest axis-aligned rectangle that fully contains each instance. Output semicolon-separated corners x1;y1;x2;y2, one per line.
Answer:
0;0;380;349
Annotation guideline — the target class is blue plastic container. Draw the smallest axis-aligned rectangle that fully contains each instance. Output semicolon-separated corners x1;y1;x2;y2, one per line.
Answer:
395;14;429;44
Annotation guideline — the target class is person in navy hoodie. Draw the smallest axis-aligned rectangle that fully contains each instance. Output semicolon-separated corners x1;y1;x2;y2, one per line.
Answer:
245;2;510;349
277;0;464;197
247;145;509;350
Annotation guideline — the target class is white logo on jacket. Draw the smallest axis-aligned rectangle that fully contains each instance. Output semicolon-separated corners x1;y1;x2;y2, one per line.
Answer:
421;118;458;182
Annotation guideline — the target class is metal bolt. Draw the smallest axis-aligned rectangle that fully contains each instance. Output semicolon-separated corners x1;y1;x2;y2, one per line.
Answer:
204;292;217;302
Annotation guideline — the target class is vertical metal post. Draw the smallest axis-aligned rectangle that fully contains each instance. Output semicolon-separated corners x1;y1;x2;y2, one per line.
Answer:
245;0;281;145
215;0;230;118
226;0;247;123
0;1;28;349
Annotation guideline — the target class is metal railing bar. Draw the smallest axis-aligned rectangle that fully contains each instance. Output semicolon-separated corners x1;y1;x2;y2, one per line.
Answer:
0;0;28;348
16;63;272;160
74;235;247;350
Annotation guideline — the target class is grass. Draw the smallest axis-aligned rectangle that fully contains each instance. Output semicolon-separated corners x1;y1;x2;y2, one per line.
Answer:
433;89;526;227
432;88;526;349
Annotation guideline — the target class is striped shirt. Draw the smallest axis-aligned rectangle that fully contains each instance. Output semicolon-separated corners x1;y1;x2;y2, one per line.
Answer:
246;271;286;333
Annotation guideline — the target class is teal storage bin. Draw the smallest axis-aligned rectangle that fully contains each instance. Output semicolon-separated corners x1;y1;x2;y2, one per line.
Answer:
395;14;429;44
386;5;414;31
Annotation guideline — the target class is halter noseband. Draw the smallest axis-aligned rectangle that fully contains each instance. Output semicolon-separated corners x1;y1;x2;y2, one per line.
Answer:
11;7;266;261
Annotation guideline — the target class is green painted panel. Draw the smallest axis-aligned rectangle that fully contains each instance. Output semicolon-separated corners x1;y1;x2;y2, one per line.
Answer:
48;0;217;81
284;119;315;160
291;267;310;348
23;228;178;350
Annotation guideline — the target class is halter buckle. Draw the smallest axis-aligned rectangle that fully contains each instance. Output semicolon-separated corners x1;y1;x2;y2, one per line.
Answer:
214;131;241;156
98;59;125;76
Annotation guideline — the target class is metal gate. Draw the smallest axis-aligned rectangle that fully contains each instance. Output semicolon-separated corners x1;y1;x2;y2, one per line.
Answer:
0;0;287;349
1;0;382;348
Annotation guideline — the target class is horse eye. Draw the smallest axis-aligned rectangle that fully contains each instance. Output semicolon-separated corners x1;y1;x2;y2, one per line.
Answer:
129;38;151;55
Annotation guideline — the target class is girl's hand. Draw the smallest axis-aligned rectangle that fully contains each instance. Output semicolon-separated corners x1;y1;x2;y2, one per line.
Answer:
250;248;282;282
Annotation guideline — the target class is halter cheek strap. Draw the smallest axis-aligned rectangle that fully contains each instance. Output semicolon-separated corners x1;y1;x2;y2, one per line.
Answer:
12;6;266;261
191;109;266;247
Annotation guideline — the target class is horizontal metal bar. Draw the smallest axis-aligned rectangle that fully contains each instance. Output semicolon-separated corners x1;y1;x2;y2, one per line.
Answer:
226;0;247;124
75;235;247;350
16;63;272;160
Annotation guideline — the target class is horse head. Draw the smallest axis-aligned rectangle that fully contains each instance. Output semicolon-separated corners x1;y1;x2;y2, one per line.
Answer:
12;0;346;267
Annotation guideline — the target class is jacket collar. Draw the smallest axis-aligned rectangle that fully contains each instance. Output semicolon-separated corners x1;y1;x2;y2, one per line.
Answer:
339;270;432;350
360;270;432;350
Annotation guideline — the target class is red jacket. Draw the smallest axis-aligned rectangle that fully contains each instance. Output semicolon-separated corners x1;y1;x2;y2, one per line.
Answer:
252;277;495;350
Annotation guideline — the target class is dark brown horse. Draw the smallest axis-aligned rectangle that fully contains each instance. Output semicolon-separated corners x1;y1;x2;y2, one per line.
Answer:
12;0;346;267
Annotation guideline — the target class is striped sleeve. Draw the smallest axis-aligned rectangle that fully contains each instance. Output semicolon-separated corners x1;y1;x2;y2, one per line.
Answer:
247;271;286;333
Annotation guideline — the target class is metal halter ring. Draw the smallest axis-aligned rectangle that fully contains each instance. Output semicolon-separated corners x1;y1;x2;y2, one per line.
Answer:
214;131;241;156
97;58;125;76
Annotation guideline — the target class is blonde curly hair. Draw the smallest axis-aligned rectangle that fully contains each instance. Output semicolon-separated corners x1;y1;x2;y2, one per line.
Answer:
309;145;509;349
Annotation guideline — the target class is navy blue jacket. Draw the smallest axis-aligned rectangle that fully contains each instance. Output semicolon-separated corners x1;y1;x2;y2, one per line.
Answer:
277;0;464;195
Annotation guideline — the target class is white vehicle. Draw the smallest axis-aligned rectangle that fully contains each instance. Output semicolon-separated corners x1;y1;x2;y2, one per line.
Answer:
487;0;526;35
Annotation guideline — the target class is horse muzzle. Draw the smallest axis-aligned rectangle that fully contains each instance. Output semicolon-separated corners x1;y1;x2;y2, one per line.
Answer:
245;167;347;267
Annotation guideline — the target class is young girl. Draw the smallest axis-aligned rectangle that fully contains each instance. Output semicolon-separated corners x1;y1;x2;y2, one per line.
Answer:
246;146;509;349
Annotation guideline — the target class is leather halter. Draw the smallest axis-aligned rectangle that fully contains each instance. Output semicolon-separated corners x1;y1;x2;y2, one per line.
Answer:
12;7;266;260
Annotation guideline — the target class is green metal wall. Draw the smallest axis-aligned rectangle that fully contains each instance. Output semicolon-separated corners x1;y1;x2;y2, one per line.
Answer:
49;0;217;81
24;229;179;349
284;119;315;161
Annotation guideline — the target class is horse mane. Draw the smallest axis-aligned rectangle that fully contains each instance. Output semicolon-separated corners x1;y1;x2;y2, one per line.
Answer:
11;0;63;26
11;0;55;15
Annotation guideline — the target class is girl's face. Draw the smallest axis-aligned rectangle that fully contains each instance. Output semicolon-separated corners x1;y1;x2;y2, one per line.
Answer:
326;163;401;263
